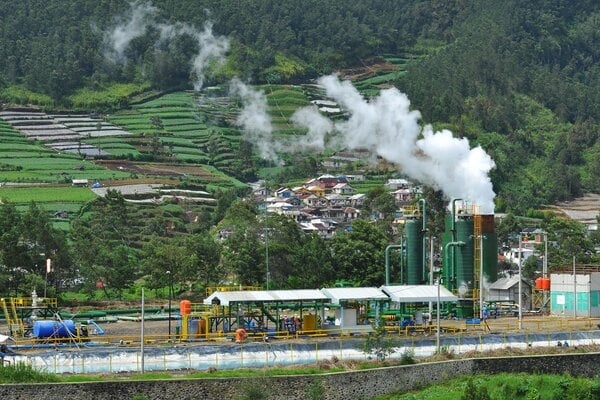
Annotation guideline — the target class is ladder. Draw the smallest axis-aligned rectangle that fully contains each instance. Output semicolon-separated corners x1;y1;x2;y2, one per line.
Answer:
1;298;24;336
473;215;483;318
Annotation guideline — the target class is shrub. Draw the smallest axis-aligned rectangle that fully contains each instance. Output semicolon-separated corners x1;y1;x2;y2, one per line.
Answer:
0;362;59;383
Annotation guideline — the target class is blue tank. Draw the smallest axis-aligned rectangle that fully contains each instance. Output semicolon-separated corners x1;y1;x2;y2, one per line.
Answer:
32;320;76;338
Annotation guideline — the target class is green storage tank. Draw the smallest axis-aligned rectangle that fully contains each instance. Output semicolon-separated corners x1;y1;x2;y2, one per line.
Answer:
405;218;423;285
482;233;498;283
455;216;474;293
480;215;498;283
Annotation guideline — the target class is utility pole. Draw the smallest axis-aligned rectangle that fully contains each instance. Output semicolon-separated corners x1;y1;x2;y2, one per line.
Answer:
517;233;527;330
166;270;172;338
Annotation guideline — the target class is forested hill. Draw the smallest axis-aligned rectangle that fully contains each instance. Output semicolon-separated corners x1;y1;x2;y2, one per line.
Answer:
0;0;598;212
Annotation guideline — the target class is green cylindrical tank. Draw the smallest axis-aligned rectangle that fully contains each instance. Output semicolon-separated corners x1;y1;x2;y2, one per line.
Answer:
405;218;423;285
442;214;456;292
482;233;498;283
480;214;498;283
455;216;474;293
441;231;454;291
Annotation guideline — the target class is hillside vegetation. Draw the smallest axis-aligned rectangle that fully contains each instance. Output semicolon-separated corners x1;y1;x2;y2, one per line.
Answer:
0;0;597;213
0;1;598;301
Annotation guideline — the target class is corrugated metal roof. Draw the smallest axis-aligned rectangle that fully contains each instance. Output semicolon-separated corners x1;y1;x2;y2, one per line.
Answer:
380;285;458;303
488;275;530;290
203;289;329;306
320;287;389;304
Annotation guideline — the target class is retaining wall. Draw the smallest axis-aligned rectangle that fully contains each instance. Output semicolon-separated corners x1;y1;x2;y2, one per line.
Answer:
2;353;600;400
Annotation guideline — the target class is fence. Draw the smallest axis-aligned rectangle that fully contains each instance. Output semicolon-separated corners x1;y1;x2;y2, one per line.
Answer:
8;325;600;374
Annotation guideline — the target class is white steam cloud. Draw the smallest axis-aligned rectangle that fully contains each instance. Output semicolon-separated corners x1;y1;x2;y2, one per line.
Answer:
236;74;496;213
103;1;157;63
103;1;229;90
229;79;278;162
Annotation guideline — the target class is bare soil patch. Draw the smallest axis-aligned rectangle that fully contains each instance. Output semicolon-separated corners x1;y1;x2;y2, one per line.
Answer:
545;193;600;225
95;160;216;180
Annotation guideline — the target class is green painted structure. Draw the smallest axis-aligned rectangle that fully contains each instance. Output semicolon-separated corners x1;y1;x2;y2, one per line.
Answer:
405;218;423;285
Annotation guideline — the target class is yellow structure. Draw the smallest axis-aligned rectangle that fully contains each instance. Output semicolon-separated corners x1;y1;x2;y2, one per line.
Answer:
1;296;58;337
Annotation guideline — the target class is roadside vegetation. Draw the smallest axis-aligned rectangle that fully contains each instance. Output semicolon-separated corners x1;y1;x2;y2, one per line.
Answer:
377;373;600;400
0;0;597;336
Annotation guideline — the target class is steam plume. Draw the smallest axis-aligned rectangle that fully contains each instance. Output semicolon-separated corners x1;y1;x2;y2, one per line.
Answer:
229;78;278;162
289;75;496;212
103;1;157;63
103;2;229;90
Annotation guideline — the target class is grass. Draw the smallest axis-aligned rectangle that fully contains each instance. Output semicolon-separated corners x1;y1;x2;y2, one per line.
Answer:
0;186;97;203
0;362;59;383
68;82;152;109
377;373;600;399
0;85;55;108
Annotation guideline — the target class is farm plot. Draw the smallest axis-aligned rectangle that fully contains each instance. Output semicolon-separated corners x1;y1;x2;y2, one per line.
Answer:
94;160;245;189
108;91;237;169
0;110;134;157
0;120;130;183
0;185;96;203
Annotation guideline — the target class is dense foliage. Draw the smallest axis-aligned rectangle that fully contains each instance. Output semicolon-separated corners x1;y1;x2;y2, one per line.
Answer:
380;373;600;400
0;0;597;212
0;1;598;298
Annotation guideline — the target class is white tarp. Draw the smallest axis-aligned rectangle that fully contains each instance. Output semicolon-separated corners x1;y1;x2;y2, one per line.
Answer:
320;287;389;305
203;289;329;306
0;334;15;344
380;285;458;303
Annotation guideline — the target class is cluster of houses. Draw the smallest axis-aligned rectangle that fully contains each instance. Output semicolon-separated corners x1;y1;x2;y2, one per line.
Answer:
251;175;420;239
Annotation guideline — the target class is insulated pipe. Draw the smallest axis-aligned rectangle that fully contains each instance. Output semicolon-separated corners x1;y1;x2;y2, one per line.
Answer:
385;244;403;286
419;198;427;282
450;198;463;289
441;240;465;349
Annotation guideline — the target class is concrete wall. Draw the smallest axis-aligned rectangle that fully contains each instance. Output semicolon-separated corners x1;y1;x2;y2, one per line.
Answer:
2;353;600;400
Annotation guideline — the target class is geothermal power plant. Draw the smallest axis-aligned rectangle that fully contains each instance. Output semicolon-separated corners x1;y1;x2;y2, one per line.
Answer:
397;200;498;319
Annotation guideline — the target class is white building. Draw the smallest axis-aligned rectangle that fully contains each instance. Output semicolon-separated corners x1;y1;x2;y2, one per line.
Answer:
550;266;600;317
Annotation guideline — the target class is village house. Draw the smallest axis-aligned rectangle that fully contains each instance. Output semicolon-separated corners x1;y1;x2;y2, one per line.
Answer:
299;218;339;239
348;193;366;207
306;185;326;197
72;179;89;187
305;194;328;208
274;187;294;198
343;207;360;221
391;188;413;205
252;186;270;199
344;174;365;182
320;207;345;221
385;178;412;191
332;182;355;195
325;193;347;207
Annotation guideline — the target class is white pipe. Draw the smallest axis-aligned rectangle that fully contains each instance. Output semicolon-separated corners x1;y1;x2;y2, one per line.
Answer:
573;256;577;318
518;235;522;330
141;288;145;373
479;235;484;319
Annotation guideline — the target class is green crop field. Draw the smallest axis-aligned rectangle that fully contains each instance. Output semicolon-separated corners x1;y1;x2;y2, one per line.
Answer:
0;186;96;203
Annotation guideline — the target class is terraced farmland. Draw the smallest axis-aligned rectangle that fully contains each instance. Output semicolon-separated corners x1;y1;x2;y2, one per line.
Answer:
0;119;130;184
351;53;422;97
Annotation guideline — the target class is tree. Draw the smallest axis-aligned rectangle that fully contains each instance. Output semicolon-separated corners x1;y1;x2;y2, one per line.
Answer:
260;213;304;288
0;204;27;295
183;232;223;290
362;318;395;362
221;229;264;285
69;190;137;298
141;237;188;296
288;233;335;288
330;219;390;286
